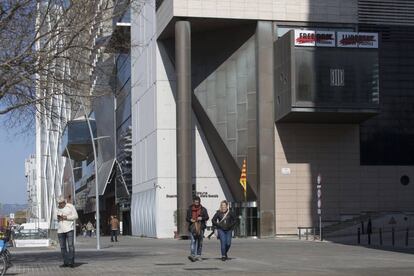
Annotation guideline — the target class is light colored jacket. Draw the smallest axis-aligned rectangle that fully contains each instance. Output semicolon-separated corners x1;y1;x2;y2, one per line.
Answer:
110;217;119;230
86;222;94;231
57;203;78;234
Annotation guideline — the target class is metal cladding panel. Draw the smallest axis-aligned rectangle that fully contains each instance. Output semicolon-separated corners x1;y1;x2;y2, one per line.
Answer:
193;34;257;201
275;30;380;123
294;48;379;108
131;189;156;237
61;120;96;161
274;30;293;122
359;0;414;26
93;95;116;195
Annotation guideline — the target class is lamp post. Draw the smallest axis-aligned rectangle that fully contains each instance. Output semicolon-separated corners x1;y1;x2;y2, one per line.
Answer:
77;97;113;250
64;146;82;244
82;110;101;250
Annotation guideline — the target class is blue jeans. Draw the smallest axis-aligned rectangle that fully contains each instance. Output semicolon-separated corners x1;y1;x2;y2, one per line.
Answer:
218;229;232;257
190;230;204;257
58;230;75;265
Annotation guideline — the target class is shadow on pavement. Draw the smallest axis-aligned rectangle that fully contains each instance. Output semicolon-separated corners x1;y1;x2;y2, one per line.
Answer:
72;262;88;267
10;249;165;266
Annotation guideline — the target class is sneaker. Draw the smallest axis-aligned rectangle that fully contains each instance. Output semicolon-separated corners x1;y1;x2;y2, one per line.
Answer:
188;255;196;262
196;256;202;261
69;263;75;268
59;264;68;268
221;256;226;261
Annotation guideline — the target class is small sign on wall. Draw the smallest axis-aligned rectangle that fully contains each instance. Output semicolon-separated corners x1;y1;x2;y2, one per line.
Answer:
281;168;291;175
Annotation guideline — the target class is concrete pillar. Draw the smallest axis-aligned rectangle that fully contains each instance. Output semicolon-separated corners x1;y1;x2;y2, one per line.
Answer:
256;21;276;238
175;21;192;237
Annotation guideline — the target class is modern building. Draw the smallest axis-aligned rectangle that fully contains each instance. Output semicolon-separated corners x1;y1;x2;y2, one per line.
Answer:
35;0;123;231
129;0;414;238
60;1;133;235
36;0;414;239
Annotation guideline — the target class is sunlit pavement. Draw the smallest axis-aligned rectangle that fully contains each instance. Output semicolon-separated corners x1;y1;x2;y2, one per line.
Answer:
5;235;414;275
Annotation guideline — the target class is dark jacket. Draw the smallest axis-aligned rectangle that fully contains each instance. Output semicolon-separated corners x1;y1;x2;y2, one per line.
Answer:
186;205;209;231
212;210;237;231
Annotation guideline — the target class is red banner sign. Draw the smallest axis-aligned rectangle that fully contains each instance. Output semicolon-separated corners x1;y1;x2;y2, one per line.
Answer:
294;30;378;49
337;32;378;48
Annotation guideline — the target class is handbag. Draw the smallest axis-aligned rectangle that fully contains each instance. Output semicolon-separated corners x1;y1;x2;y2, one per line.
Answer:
190;221;202;237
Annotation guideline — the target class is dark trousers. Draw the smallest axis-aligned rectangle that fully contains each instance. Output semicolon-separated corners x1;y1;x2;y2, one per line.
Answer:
111;230;118;242
217;229;232;257
58;230;75;265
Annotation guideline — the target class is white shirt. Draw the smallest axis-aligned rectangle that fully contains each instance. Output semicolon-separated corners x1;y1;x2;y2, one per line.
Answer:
57;203;78;234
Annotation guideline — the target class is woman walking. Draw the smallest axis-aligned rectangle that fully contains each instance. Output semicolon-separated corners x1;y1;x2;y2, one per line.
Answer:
212;200;237;261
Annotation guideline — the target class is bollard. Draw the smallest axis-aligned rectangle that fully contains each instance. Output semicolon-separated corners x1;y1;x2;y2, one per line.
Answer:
368;231;371;245
392;227;395;247
299;228;301;240
306;229;309;240
357;228;361;244
321;227;323;241
406;228;409;247
379;228;383;246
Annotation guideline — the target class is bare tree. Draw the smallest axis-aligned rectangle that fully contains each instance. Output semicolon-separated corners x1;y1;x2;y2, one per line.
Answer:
0;0;134;127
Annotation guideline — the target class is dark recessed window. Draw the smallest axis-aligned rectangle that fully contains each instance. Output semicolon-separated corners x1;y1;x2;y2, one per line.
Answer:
400;175;410;186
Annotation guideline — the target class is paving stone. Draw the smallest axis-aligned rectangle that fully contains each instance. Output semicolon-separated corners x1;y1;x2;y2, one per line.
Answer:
4;236;414;275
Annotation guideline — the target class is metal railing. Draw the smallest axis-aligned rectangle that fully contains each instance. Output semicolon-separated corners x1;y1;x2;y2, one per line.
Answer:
13;229;48;240
357;227;411;247
298;227;323;241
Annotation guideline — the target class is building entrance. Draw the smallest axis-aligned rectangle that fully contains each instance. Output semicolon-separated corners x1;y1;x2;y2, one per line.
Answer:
231;201;258;237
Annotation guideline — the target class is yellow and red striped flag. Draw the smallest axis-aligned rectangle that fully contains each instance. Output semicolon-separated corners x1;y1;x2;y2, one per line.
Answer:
239;159;247;200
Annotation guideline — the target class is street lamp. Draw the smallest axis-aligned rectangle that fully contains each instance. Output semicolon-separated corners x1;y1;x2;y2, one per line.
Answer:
76;97;112;250
64;146;82;244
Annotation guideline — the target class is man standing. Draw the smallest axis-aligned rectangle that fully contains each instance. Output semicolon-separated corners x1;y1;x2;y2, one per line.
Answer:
57;196;78;268
186;196;209;262
109;215;120;242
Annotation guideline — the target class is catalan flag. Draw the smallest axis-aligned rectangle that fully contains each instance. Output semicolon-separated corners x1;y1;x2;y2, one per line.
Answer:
239;159;247;201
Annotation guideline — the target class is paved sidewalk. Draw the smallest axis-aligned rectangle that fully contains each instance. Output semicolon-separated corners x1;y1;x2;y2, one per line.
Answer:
5;236;414;275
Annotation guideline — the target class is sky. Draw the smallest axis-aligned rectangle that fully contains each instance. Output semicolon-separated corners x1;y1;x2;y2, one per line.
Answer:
0;124;34;204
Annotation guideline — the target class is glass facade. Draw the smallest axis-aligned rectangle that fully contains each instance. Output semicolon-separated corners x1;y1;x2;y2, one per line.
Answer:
115;52;132;200
61;120;96;161
360;26;414;165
